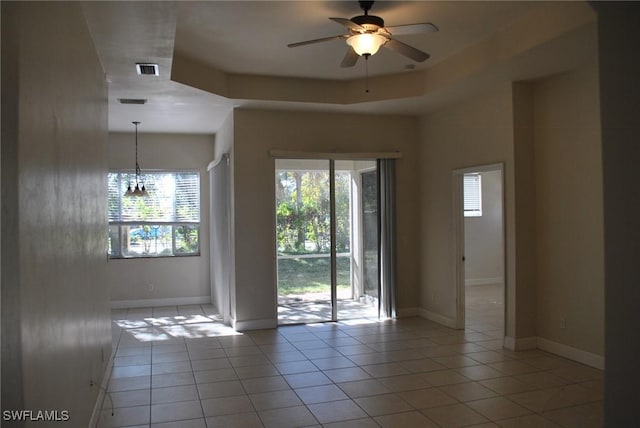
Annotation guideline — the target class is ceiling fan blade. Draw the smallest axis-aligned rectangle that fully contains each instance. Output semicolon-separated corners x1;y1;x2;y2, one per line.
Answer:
340;48;359;68
288;35;346;48
384;38;430;62
385;22;438;35
329;17;364;31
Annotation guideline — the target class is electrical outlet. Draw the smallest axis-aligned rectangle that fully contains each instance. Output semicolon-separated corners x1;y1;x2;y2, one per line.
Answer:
148;283;154;291
560;317;566;329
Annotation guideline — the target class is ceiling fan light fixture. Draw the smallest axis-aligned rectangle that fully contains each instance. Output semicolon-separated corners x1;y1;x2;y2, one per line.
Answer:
347;33;387;56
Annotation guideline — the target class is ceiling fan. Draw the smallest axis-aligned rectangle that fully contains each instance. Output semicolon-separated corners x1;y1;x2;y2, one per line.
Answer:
288;0;438;68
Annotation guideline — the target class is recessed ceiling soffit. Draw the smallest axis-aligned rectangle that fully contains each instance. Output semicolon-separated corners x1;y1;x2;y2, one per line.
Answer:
170;2;596;105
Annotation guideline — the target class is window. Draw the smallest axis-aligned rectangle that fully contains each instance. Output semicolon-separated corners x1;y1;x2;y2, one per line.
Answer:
463;173;482;217
108;171;200;258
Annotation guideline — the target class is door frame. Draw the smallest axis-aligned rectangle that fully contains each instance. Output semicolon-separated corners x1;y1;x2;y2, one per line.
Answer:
452;163;505;330
329;160;338;321
274;158;380;325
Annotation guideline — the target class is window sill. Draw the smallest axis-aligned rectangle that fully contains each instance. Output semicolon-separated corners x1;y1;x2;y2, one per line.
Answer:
108;253;200;260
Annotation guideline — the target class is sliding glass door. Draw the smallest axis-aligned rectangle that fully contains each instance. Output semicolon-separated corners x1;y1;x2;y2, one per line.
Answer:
276;160;333;323
275;159;385;324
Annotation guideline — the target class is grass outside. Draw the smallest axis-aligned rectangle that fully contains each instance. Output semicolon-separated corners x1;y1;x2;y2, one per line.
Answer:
277;256;350;295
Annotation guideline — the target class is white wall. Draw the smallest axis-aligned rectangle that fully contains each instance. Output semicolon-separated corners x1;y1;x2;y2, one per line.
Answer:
107;133;215;305
464;170;504;286
1;2;111;424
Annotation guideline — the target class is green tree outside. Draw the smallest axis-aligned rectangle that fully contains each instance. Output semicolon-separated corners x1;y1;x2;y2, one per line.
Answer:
275;170;351;255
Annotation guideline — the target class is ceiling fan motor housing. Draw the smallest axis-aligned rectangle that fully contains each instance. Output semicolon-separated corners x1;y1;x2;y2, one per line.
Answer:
352;14;384;29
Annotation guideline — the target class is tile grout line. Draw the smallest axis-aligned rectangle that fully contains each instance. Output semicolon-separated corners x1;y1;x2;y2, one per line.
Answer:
148;308;154;428
289;325;372;426
184;307;206;427
281;330;322;427
105;307;135;427
252;328;290;427
100;308;122;428
323;326;381;426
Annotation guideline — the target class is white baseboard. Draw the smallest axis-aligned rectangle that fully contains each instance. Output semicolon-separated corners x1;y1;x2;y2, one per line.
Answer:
111;296;211;309
465;277;504;287
537;337;605;370
232;318;277;331
503;335;537;351
396;307;418;317
89;348;115;428
418;308;457;329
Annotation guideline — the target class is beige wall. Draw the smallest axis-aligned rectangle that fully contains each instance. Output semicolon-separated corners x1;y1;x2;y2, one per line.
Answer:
108;133;215;304
419;61;603;359
1;2;111;424
232;109;420;328
533;61;604;356
419;84;519;336
210;112;235;322
511;82;538;340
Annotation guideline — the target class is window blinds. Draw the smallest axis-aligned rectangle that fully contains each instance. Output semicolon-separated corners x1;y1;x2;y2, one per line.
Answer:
463;173;482;217
108;171;200;223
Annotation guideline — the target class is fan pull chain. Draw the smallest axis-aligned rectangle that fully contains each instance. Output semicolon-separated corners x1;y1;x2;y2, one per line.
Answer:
364;54;370;93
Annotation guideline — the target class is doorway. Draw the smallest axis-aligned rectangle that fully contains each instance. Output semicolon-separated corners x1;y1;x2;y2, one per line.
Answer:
454;164;505;334
275;159;380;324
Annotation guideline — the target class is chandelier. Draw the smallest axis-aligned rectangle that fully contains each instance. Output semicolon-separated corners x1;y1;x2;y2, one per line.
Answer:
125;121;148;197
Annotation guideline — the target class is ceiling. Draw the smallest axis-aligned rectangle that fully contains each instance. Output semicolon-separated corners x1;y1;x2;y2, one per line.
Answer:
82;1;596;135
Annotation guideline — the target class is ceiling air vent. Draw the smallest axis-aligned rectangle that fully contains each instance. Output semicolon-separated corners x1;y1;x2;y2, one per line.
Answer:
118;98;147;105
136;63;159;76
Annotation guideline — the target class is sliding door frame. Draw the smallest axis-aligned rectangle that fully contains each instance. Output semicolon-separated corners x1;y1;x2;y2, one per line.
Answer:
273;151;401;324
329;160;338;321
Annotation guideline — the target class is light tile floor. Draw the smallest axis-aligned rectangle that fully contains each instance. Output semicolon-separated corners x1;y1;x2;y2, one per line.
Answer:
466;284;504;333
278;297;380;325
99;303;603;427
